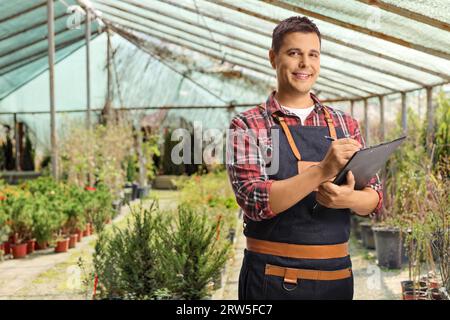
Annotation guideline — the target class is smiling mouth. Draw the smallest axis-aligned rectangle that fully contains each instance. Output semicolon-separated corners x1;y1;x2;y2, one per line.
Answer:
292;72;312;80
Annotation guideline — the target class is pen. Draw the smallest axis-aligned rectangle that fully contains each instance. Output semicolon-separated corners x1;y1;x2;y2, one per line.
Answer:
324;134;358;141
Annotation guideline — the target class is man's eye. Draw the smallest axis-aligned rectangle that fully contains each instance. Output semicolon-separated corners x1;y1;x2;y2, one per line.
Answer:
289;51;299;56
310;53;319;58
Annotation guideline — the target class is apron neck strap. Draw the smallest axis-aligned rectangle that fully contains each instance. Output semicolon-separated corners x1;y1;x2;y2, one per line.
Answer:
272;107;337;163
322;107;337;140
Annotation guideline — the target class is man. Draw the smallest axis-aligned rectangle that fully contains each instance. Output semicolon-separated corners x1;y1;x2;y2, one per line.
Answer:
226;16;383;300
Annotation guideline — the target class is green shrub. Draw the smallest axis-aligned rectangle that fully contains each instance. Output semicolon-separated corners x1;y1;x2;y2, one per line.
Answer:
159;203;230;299
93;202;168;299
83;183;113;234
29;195;63;245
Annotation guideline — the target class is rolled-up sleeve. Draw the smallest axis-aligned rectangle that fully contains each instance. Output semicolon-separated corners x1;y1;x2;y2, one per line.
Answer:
226;116;276;221
350;119;384;217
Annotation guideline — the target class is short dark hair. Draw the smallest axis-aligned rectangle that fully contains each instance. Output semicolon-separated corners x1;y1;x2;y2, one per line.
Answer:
271;16;321;53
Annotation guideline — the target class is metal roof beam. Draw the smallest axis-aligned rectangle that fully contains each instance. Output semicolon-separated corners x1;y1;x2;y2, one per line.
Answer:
0;35;88;76
0;1;47;24
0;11;69;43
356;0;450;32
0;26;79;60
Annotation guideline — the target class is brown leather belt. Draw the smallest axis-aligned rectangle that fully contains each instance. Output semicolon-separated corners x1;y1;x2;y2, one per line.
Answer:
246;237;349;259
265;264;352;284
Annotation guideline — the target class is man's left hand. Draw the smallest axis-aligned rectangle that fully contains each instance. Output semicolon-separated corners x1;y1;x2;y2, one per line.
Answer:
316;171;356;209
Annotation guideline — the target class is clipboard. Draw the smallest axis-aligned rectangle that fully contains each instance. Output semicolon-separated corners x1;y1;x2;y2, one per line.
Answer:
313;135;406;212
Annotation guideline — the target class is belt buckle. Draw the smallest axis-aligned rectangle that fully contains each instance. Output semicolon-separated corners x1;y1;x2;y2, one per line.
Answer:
282;268;299;291
282;281;299;291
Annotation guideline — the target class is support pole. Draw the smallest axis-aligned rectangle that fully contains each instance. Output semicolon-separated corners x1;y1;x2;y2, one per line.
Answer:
47;0;58;180
379;96;385;142
106;29;112;113
85;8;91;129
136;123;147;187
426;87;435;151
401;92;407;134
350;100;354;118
364;99;369;146
418;90;422;120
14;113;20;171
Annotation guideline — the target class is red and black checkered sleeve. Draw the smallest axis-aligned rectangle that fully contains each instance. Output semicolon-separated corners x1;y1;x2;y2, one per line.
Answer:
226;115;276;222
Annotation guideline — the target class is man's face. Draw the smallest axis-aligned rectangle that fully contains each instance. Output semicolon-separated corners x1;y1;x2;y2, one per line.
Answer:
269;32;320;96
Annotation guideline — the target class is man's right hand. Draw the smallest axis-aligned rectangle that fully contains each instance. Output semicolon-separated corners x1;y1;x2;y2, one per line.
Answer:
318;138;362;181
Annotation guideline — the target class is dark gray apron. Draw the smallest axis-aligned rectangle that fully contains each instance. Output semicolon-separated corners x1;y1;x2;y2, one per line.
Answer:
239;104;353;300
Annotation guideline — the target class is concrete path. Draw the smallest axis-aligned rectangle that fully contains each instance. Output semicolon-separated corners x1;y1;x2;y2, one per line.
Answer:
0;198;143;300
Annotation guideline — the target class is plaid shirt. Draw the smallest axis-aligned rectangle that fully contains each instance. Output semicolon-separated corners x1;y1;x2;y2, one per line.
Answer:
226;91;383;222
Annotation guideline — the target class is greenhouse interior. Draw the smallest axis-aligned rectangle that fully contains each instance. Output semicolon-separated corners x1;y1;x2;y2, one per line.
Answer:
0;0;449;302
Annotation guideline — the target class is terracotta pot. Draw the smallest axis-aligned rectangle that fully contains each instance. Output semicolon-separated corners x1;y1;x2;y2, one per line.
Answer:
26;239;36;254
55;238;69;253
11;243;28;259
82;229;89;237
77;230;83;242
68;234;78;249
35;241;48;250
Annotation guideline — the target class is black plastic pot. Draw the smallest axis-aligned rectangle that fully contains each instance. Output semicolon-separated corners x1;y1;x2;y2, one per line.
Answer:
373;226;402;269
360;221;375;249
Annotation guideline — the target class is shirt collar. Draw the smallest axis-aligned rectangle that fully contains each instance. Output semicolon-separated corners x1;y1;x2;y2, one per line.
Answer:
264;90;324;118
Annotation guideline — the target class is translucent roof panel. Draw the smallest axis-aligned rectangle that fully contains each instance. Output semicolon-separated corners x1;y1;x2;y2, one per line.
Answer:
86;0;449;101
274;0;450;58
378;0;450;24
0;0;103;100
1;0;449;110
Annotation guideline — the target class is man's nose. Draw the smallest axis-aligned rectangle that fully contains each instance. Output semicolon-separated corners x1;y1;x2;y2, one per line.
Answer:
298;54;308;68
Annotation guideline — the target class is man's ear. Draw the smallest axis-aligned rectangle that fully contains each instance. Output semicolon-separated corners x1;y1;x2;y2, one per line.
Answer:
269;49;276;69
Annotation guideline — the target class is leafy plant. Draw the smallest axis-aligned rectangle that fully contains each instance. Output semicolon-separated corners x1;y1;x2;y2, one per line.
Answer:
0;195;10;243
60;118;134;198
176;171;239;238
159;203;230;299
433;93;450;177
29;195;63;245
93;201;168;299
